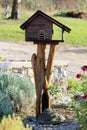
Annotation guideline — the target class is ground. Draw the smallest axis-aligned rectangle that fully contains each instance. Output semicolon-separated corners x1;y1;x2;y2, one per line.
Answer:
0;41;87;78
0;41;87;120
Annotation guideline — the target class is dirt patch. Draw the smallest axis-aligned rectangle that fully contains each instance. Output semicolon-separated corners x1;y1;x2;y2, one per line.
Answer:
51;104;76;120
0;42;87;78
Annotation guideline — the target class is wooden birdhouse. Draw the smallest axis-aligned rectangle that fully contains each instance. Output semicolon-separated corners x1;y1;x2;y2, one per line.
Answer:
20;10;71;118
20;10;71;44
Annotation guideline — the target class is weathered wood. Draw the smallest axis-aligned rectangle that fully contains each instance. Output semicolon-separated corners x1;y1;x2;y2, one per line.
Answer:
25;15;52;41
41;44;57;112
31;43;57;117
42;88;50;112
33;40;61;44
62;29;64;41
42;77;50;112
36;44;46;116
31;54;38;95
31;44;46;118
31;54;41;117
46;44;57;85
37;44;46;92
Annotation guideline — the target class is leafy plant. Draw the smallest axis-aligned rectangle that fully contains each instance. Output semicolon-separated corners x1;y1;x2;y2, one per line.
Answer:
67;78;83;95
0;71;36;112
0;90;13;120
71;65;87;130
49;83;63;100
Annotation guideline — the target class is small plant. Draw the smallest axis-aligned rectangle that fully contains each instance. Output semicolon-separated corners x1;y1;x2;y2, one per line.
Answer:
67;78;83;95
49;83;63;101
0;90;13;120
0;71;36;113
0;114;32;130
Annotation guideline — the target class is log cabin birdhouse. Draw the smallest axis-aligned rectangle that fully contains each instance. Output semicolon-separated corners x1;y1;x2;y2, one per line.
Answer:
20;10;71;44
20;10;71;118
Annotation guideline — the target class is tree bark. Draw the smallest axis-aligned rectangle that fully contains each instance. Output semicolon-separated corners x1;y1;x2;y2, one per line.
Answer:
31;53;41;118
10;0;18;19
46;44;57;85
31;44;46;118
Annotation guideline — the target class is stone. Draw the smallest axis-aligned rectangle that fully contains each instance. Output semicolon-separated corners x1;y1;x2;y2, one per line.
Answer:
38;109;66;125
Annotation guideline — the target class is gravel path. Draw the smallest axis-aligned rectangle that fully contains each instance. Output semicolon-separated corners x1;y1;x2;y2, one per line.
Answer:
0;41;87;78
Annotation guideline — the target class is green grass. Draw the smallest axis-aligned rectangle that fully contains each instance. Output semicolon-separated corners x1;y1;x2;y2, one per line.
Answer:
0;12;87;46
0;18;25;42
53;16;87;46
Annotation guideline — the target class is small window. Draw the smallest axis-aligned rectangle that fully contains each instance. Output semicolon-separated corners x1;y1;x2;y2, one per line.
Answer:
38;30;45;40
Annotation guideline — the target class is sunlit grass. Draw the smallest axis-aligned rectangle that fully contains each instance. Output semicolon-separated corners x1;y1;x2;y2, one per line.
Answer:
53;16;87;46
0;11;87;46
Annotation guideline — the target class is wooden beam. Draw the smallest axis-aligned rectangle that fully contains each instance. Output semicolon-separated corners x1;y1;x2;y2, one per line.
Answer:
46;44;57;85
37;44;46;91
62;29;64;41
33;40;62;44
31;44;46;118
31;54;41;118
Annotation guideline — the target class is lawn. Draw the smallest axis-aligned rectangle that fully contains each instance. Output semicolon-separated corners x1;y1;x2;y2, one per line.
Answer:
54;16;87;46
0;12;87;46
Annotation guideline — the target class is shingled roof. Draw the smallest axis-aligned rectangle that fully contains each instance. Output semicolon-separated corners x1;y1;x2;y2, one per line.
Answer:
20;10;71;33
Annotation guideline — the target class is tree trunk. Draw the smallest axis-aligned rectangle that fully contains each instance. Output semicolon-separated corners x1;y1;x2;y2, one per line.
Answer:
10;0;18;19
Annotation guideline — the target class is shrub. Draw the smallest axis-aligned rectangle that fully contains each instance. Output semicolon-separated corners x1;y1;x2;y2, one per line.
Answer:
0;114;32;130
0;71;36;112
0;90;13;119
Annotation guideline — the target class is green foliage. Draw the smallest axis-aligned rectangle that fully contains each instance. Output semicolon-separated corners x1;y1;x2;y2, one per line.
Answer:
53;16;87;46
67;79;83;95
70;66;87;130
0;90;13;119
77;100;87;130
0;71;36;112
49;83;62;99
80;74;87;94
71;98;87;130
0;114;32;130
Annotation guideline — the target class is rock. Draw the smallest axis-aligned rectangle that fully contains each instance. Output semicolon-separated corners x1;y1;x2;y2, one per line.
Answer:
32;121;81;130
38;109;66;125
23;116;38;127
23;112;81;130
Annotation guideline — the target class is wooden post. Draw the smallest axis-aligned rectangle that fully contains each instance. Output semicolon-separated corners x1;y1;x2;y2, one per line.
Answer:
31;54;40;118
46;44;57;85
62;29;64;41
42;77;50;112
41;44;57;112
31;43;58;118
31;44;46;118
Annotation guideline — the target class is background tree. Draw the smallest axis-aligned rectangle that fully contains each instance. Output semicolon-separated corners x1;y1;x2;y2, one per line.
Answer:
10;0;21;19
